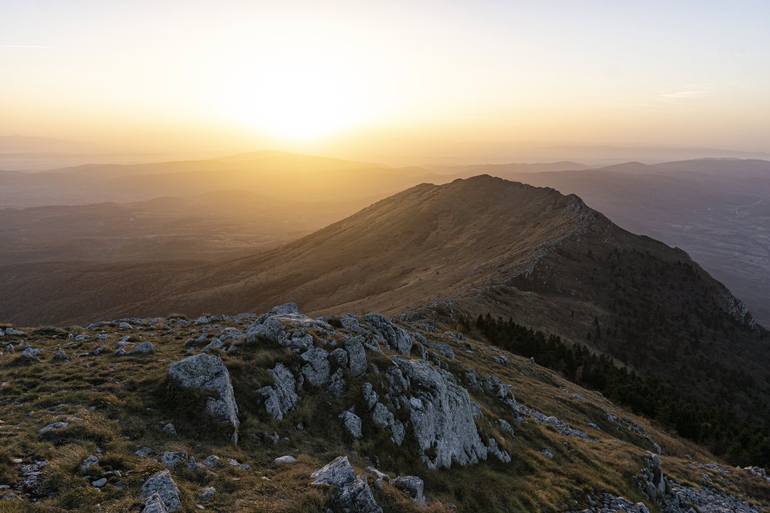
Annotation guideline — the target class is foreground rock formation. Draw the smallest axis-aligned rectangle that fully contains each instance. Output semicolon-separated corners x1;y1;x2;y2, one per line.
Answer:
0;304;767;512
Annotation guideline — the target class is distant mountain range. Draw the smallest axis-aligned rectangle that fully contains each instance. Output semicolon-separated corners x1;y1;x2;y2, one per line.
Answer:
1;152;768;325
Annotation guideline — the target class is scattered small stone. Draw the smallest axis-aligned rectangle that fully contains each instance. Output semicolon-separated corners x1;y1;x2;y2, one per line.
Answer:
198;486;216;501
135;447;154;458
39;421;69;436
394;475;425;504
202;455;221;468
52;348;70;361
160;451;187;469
20;347;42;361
274;455;298;465
79;454;99;473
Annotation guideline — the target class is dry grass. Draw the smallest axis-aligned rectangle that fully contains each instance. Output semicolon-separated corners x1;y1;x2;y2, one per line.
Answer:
0;315;768;513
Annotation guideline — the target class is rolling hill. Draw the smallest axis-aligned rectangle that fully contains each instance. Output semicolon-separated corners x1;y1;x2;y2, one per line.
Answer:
488;159;770;325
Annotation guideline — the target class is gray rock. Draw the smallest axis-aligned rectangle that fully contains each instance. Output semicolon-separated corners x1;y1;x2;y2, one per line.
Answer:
20;460;48;494
542;448;555;460
331;347;349;368
39;421;69;436
481;375;513;399
329;368;346;397
339;314;363;333
394;475;424;504
135;447;154;458
140;470;181;512
274;455;298;465
567;494;650;513
91;478;107;488
198;486;216;501
20;347;42;361
395;358;488;469
202;337;224;353
507;400;591;440
345;337;368;376
227;457;251;470
335;477;383;513
301;347;330;386
79;454;99;473
142;493;169;513
487;437;511;463
219;327;243;341
364;314;412;354
371;402;404;446
498;418;514;436
386;365;409;397
311;456;357;487
270;303;300;316
167;353;239;443
311;456;382;513
160;451;187;469
639;452;666;501
390;420;406;446
202;455;221;468
432;343;455;360
161;423;177;436
259;363;299;421
362;383;378;410
366;466;389;482
246;317;285;344
664;479;760;513
339;410;363;439
132;341;156;354
52;348;70;361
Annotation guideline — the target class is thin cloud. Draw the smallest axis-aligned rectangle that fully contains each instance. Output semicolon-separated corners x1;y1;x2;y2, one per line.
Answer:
660;89;709;100
0;44;52;49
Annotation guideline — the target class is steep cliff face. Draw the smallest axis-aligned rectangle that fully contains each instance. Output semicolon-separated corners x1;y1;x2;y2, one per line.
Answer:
0;304;768;512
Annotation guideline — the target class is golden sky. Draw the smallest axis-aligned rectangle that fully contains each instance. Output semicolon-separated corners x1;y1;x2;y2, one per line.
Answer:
2;1;770;164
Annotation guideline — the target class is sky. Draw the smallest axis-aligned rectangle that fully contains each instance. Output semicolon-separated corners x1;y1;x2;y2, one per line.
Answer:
2;0;770;165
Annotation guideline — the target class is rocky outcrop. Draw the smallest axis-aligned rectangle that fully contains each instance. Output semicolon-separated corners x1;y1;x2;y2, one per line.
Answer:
371;402;405;446
638;452;666;502
663;481;761;513
568;494;650;513
300;347;330;386
393;358;489;469
311;456;382;513
633;453;761;513
167;353;239;443
344;336;368;376
362;383;378;410
245;303;331;350
259;363;299;421
363;314;413;354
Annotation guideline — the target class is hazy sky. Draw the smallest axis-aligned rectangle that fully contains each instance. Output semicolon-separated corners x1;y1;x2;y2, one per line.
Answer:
2;0;770;164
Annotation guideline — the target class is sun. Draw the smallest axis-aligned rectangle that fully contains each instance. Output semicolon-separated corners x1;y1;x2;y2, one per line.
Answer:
221;60;367;143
